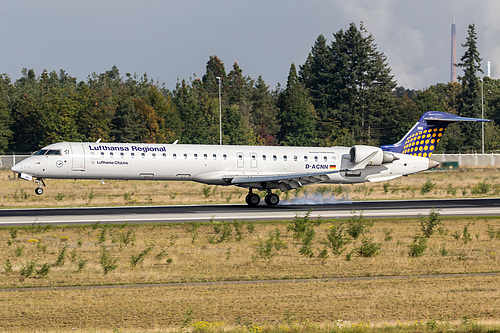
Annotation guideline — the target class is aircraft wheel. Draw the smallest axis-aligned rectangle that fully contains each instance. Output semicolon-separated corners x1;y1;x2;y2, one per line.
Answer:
245;193;260;207
35;187;44;195
265;193;280;206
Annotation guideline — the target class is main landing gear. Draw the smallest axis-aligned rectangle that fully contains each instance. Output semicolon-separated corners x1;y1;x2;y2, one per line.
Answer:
34;178;46;195
245;189;280;207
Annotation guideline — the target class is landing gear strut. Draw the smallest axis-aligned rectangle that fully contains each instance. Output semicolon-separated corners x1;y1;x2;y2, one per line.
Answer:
34;178;45;195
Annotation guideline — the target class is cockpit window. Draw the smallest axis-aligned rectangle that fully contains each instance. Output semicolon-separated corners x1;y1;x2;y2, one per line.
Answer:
33;149;61;156
34;150;48;155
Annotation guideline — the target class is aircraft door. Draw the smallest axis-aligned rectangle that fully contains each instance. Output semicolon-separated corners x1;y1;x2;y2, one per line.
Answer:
70;143;86;171
237;152;244;168
250;153;257;168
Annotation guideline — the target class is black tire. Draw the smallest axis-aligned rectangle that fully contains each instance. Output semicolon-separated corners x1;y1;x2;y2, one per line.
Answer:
245;193;260;207
35;187;44;195
264;193;279;206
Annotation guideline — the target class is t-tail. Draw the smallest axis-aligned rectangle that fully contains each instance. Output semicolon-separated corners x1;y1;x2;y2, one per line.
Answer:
380;111;490;157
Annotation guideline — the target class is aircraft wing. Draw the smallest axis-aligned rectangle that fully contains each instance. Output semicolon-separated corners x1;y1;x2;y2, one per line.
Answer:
224;169;343;191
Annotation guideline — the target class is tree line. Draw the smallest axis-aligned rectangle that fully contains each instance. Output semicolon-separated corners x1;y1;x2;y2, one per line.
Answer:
1;22;499;154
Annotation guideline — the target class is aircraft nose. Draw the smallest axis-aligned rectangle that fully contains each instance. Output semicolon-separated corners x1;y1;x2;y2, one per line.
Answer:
11;158;28;174
428;159;439;169
11;163;21;174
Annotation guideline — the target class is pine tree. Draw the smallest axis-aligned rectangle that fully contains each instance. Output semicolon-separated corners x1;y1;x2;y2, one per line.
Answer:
0;75;13;153
202;55;226;100
302;23;396;145
250;76;280;145
278;63;317;146
457;23;483;151
300;34;332;120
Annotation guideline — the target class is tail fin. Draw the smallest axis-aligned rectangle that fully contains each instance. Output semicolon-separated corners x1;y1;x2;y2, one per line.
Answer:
380;111;489;157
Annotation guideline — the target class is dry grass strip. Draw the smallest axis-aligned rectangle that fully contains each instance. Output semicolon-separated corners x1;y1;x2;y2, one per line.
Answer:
1;275;499;332
1;168;500;208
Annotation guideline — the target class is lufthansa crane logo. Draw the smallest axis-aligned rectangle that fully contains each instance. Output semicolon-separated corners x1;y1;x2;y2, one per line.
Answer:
56;160;63;168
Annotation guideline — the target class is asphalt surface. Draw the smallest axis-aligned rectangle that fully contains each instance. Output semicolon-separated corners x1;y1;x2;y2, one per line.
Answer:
1;198;500;226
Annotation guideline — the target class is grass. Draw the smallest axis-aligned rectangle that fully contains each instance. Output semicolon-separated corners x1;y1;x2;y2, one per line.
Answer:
1;277;499;332
2;168;500;332
1;216;499;288
1;168;500;208
0;214;500;331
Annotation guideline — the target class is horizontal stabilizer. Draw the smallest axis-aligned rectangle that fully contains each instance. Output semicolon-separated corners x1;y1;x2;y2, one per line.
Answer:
424;112;489;123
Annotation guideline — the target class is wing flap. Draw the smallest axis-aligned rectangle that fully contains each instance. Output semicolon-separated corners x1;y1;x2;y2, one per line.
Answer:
227;169;341;187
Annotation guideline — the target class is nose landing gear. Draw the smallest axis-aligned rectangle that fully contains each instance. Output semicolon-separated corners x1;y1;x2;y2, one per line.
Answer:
34;178;46;195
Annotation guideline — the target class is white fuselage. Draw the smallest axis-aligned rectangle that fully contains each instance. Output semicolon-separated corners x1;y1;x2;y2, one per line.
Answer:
12;142;432;189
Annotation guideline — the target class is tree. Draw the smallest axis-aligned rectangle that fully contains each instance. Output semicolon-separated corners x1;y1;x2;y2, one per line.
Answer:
278;63;317;146
250;76;280;145
145;85;182;143
173;79;218;144
457;23;482;151
111;96;146;142
299;34;332;121
302;23;396;145
75;81;114;143
331;23;396;145
0;75;13;153
202;55;226;100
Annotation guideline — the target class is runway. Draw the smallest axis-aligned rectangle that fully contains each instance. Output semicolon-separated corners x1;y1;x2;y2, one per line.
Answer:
1;198;500;226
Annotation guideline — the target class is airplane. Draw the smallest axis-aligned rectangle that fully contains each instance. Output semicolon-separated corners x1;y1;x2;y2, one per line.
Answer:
11;111;488;207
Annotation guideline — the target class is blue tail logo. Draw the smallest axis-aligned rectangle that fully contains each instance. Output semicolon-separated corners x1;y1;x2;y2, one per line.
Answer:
381;111;489;157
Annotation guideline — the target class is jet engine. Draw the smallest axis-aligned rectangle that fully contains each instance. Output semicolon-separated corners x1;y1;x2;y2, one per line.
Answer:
349;145;397;166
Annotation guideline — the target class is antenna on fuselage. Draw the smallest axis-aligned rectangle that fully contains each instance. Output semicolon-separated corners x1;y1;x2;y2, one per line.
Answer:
96;138;101;143
173;140;178;145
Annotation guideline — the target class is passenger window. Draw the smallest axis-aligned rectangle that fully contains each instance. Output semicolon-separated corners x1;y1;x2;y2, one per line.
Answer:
238;154;243;160
314;156;318;162
110;152;113;158
184;153;187;159
120;152;124;158
141;153;145;159
273;155;277;161
283;155;287;161
152;153;156;159
101;152;105;158
324;156;327;162
304;156;308;162
294;155;298;161
262;155;267;161
204;154;208;159
173;153;177;159
131;153;135;158
223;154;227;160
162;153;166;158
213;154;217;160
194;153;198;159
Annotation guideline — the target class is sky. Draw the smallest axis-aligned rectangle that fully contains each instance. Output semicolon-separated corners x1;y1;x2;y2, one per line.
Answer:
1;0;499;91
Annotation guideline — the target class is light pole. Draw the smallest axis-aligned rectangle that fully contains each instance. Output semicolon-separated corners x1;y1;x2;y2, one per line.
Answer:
216;77;222;145
481;77;484;155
